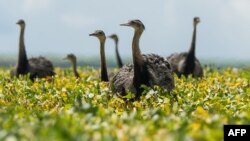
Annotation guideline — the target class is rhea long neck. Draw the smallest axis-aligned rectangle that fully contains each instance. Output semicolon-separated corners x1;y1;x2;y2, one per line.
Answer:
186;24;197;65
132;30;144;70
72;59;80;78
100;40;109;82
132;29;148;94
114;40;123;68
17;25;28;72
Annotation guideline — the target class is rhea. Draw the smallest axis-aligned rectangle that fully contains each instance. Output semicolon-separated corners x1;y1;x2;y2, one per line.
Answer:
167;17;203;77
111;20;174;98
89;30;109;82
108;34;123;68
64;53;80;78
11;19;55;80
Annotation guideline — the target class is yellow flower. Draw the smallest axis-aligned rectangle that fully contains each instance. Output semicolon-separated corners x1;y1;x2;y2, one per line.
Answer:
235;95;241;103
196;106;209;118
189;122;201;130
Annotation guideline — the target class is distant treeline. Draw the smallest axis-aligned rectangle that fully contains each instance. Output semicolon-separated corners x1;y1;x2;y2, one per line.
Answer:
0;55;249;68
0;55;131;68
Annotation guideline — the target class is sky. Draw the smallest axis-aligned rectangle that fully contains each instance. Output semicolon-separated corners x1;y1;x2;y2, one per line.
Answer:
0;0;250;61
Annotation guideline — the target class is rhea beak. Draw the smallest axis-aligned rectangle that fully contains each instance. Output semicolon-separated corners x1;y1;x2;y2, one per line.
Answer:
89;33;96;36
120;23;130;26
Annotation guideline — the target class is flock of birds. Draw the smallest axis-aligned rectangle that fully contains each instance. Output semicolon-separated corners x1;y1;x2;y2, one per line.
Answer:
10;17;203;99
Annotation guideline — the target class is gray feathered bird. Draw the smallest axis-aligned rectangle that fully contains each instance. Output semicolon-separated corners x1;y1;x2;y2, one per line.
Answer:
64;53;80;78
11;19;55;81
89;30;109;82
167;17;203;77
108;34;123;68
111;20;175;98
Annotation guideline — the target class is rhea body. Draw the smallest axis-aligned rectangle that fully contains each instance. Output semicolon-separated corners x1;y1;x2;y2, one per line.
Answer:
111;20;174;98
167;17;203;77
108;34;123;68
64;53;80;78
89;30;109;82
11;19;55;80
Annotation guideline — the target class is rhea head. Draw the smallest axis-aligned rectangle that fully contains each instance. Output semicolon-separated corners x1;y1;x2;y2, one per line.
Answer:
120;19;145;32
89;30;106;42
16;19;25;28
64;53;76;63
108;34;118;43
193;17;200;26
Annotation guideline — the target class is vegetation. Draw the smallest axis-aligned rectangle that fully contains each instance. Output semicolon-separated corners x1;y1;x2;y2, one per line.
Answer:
0;67;250;141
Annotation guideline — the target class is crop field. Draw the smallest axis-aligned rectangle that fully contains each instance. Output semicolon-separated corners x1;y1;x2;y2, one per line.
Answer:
0;67;250;141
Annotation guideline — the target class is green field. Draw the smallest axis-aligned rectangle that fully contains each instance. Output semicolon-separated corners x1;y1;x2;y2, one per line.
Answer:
0;67;250;141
